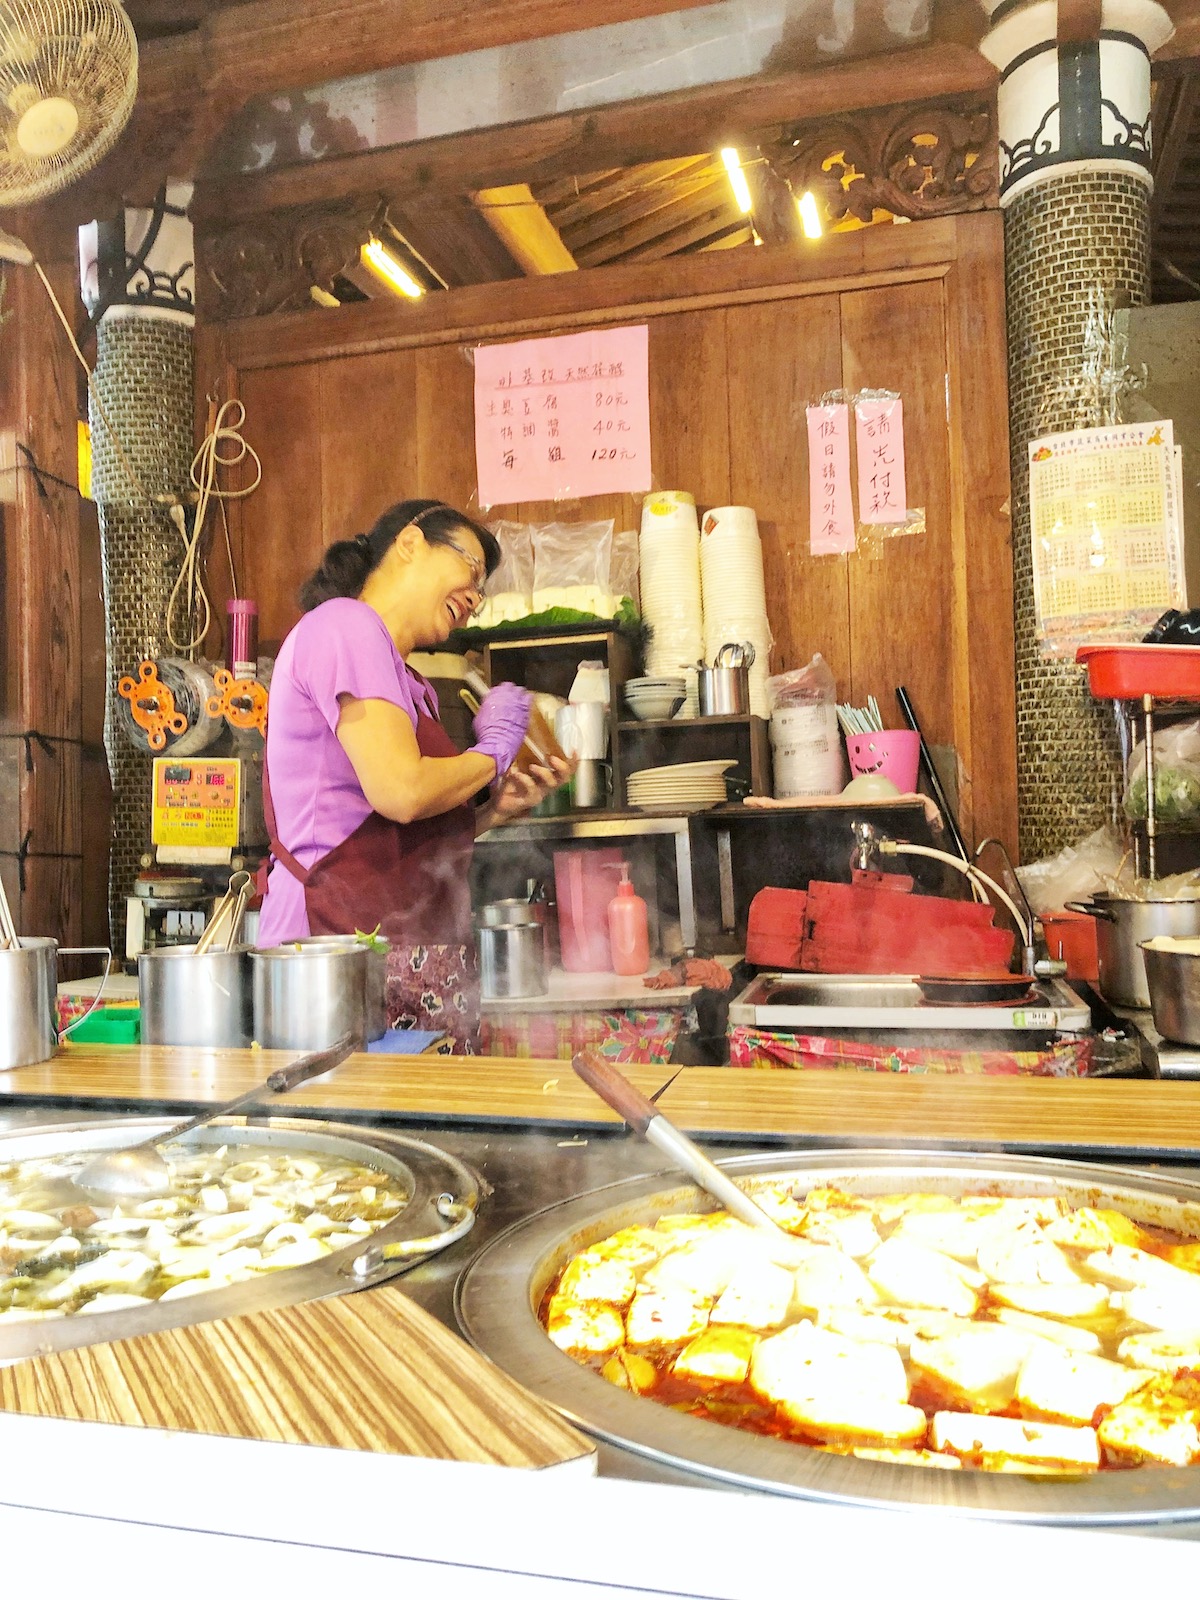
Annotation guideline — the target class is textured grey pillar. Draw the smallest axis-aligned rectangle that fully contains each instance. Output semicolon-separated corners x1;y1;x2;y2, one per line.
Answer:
981;0;1172;860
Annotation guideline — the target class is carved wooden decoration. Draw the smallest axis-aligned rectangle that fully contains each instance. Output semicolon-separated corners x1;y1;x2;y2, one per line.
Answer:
775;95;997;228
199;196;387;321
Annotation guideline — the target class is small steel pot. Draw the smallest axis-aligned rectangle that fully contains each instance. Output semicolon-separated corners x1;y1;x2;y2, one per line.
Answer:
697;664;749;717
477;920;548;999
139;945;253;1048
1141;940;1200;1044
1067;894;1200;1008
252;942;382;1050
0;939;57;1069
478;900;546;929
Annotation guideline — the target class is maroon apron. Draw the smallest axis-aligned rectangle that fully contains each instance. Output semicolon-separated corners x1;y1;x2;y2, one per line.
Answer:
264;699;481;1053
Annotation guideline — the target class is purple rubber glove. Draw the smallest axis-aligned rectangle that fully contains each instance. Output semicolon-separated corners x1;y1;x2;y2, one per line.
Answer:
470;681;533;776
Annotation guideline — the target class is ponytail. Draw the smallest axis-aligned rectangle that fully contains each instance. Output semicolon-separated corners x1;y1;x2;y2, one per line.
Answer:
297;498;501;613
297;535;374;611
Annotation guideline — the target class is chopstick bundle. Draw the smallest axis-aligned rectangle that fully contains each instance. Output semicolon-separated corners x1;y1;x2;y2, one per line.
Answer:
835;697;884;739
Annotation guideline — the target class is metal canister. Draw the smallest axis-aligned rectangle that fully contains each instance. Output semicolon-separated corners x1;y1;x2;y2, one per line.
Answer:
0;939;57;1069
251;941;382;1050
696;664;750;717
477;921;548;1000
139;945;253;1047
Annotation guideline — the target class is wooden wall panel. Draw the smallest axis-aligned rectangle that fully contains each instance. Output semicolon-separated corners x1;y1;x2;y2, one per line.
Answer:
318;349;419;541
725;294;847;682
840;279;956;761
415;345;478;510
236;362;323;646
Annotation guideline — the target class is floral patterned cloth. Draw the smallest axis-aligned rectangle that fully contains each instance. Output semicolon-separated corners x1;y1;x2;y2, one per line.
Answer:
728;1027;1093;1076
386;942;481;1055
481;1008;684;1064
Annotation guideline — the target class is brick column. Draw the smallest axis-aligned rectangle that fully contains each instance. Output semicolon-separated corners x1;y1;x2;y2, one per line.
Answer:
981;0;1172;859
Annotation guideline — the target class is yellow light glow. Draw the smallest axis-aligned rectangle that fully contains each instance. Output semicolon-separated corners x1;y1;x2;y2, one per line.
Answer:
797;191;823;240
77;420;93;500
361;237;425;300
719;147;753;216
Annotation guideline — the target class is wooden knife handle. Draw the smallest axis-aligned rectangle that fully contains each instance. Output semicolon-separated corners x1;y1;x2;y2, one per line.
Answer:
266;1035;357;1093
572;1049;658;1134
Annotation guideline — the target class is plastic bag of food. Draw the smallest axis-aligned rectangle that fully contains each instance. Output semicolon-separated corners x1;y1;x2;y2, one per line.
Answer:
472;521;533;629
532;519;615;617
1124;718;1200;825
765;654;843;797
765;653;838;712
609;526;640;612
1015;825;1126;914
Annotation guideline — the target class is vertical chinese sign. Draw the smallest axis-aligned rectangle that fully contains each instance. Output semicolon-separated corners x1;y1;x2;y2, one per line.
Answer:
473;325;652;507
855;397;908;525
806;403;855;555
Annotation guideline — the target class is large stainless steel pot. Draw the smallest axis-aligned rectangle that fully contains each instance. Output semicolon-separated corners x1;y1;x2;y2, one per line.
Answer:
1142;940;1200;1044
458;1148;1200;1527
0;1115;480;1363
139;945;253;1047
252;940;385;1049
477;919;548;999
1067;894;1200;1007
0;941;110;1068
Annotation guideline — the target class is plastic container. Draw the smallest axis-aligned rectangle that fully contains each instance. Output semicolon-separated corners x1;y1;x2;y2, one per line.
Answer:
607;864;650;977
553;847;624;972
1076;643;1200;701
846;730;921;794
1038;910;1099;983
66;1006;141;1045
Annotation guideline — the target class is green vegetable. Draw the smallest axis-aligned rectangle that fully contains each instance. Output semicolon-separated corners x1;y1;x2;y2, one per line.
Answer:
1124;766;1200;825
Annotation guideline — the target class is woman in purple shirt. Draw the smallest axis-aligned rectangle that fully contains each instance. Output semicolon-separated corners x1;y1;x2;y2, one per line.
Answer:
259;499;569;1051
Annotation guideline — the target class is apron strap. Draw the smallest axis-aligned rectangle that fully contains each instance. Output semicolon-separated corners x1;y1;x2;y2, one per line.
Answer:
262;752;311;886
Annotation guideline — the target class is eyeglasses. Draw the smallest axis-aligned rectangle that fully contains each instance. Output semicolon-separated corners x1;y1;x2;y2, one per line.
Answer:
433;533;488;616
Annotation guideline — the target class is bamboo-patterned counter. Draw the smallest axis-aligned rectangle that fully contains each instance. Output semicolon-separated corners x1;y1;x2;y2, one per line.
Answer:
0;1046;677;1125
653;1068;1200;1160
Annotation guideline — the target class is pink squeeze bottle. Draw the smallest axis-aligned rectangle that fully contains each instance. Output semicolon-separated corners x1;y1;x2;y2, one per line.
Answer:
607;863;650;977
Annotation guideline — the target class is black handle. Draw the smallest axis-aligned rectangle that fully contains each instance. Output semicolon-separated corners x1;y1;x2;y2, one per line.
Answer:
896;685;970;863
266;1034;357;1093
1064;900;1114;922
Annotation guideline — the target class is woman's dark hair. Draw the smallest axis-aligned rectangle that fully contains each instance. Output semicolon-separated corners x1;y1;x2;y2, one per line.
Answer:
298;498;502;612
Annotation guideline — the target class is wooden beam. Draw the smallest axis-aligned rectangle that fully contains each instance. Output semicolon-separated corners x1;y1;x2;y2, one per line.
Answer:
1152;72;1200;220
389;195;528;285
194;43;996;225
471;186;577;275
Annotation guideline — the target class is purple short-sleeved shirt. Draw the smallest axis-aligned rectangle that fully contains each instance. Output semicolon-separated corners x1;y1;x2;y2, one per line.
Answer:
258;598;439;945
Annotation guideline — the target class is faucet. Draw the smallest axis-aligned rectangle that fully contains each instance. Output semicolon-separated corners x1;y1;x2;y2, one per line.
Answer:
848;822;1062;980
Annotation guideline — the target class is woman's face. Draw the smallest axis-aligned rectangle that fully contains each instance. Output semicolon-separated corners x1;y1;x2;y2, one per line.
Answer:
412;525;488;645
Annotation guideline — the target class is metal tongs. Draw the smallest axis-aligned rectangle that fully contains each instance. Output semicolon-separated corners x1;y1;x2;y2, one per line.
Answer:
194;869;253;956
0;865;20;951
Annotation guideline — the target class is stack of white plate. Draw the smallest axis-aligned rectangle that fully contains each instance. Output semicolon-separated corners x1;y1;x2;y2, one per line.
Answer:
699;506;772;717
624;676;687;721
639;492;703;715
626;759;736;812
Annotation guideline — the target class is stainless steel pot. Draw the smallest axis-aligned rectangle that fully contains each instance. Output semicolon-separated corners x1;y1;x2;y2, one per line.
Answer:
1067;894;1200;1007
1141;940;1200;1044
252;941;384;1049
457;1148;1200;1527
477;920;547;999
301;935;387;1041
478;900;546;928
697;663;749;717
139;945;253;1047
0;938;57;1068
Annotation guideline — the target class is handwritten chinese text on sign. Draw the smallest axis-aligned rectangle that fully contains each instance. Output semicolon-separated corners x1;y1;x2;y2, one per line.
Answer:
855;397;908;525
473;325;652;506
806;403;855;555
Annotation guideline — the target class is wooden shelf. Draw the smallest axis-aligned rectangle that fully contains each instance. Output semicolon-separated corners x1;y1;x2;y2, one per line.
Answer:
618;713;753;732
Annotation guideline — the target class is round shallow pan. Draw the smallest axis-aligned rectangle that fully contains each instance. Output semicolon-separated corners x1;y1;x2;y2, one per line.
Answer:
0;1116;481;1363
457;1149;1200;1528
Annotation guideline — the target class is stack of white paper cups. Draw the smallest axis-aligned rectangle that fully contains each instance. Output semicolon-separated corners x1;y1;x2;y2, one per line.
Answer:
639;491;703;715
700;505;772;716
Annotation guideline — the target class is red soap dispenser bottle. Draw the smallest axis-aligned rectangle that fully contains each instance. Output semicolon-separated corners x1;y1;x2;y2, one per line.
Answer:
607;863;650;977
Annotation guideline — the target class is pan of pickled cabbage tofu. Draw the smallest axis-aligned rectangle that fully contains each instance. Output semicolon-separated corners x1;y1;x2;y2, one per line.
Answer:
0;1116;480;1360
457;1150;1200;1524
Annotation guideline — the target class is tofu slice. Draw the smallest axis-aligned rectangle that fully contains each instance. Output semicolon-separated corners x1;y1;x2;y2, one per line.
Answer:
1081;1245;1200;1299
976;1221;1080;1288
817;1307;971;1357
1045;1208;1146;1253
931;1412;1100;1470
674;1326;760;1385
779;1392;929;1448
852;1447;961;1470
792;1246;881;1314
909;1322;1036;1411
989;1281;1111;1322
1014;1341;1153;1426
546;1295;624;1359
993;1308;1103;1354
626;1288;710;1349
642;1236;746;1300
589;1226;672;1270
750;1320;926;1447
710;1259;794;1331
1098;1370;1200;1466
1117;1329;1200;1374
891;1209;991;1264
867;1238;980;1316
799;1210;881;1260
1112;1284;1200;1335
869;1193;958;1229
555;1252;639;1307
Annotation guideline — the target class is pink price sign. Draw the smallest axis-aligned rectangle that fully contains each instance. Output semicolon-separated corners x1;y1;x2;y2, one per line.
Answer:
855;397;908;525
806;403;855;555
473;325;651;506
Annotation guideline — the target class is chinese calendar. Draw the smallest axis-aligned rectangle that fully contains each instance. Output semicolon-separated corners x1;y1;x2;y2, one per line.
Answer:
855;397;908;525
806;403;855;555
473;325;652;506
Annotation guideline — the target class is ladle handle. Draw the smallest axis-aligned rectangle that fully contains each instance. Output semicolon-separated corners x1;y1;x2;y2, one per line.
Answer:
571;1048;658;1134
265;1034;357;1093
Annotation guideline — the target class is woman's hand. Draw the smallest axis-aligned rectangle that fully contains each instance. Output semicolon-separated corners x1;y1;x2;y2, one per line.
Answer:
477;757;575;831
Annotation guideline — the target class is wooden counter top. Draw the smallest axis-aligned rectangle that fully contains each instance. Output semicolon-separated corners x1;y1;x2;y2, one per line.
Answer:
0;1046;677;1125
0;1286;592;1470
654;1068;1200;1159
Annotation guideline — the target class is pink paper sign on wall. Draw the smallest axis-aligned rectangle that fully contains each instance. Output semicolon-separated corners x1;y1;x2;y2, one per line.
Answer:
473;325;651;507
855;397;908;524
806;403;856;555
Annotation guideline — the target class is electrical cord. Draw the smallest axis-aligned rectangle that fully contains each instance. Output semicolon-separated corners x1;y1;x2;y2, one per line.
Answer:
166;398;262;655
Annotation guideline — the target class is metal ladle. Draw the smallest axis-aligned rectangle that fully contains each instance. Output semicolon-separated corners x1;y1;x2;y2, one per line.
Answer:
74;1035;357;1201
571;1050;808;1263
193;869;253;956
